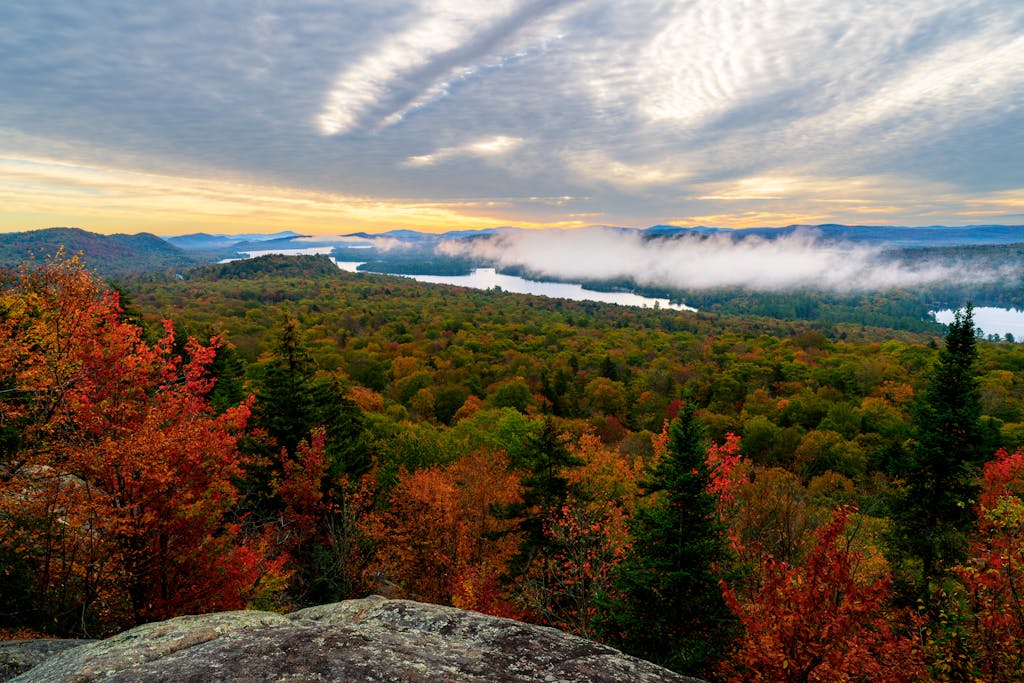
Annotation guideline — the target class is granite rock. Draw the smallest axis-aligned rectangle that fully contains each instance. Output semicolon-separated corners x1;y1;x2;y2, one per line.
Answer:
12;596;702;682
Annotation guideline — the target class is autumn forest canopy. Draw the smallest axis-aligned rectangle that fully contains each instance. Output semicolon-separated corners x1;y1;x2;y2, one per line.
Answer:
3;251;1024;681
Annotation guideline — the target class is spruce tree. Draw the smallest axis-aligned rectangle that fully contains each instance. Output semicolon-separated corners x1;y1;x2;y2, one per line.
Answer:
891;304;985;602
256;315;368;474
602;403;737;677
257;315;317;455
507;417;583;575
253;316;370;605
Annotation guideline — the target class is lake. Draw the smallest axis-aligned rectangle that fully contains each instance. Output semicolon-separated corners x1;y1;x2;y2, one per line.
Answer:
229;251;1024;333
333;261;694;311
933;307;1024;340
234;252;1024;331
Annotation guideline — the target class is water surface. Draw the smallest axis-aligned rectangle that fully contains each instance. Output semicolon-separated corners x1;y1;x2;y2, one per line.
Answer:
346;265;693;311
933;307;1024;340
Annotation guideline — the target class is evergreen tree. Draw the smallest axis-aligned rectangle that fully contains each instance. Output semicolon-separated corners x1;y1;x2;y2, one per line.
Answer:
891;304;985;602
520;418;582;541
206;340;247;415
255;315;368;475
256;315;317;455
602;403;737;677
252;316;371;606
312;376;371;477
500;418;583;583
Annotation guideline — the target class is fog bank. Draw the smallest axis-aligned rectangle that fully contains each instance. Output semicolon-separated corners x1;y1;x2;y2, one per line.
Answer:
437;228;1011;292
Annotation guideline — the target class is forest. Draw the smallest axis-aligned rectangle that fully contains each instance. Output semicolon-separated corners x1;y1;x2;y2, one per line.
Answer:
2;252;1024;682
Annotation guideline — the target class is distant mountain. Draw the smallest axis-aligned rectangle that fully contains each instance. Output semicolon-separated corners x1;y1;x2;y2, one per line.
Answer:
0;227;201;276
643;223;1024;247
344;228;511;242
16;224;1018;280
166;231;304;251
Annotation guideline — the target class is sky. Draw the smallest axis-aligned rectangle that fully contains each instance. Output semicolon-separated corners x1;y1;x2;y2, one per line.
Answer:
1;0;1022;236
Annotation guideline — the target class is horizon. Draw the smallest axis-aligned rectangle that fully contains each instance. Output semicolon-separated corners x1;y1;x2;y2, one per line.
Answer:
10;221;1024;240
2;1;1022;235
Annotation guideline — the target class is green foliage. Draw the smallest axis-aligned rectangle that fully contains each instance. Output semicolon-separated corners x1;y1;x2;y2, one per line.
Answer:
444;408;538;464
190;253;344;281
489;379;533;412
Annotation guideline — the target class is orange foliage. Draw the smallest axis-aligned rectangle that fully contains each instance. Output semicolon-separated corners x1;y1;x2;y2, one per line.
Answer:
540;502;629;638
874;379;915;406
277;428;330;551
363;449;521;611
347;385;385;413
452;394;485;422
568;433;642;514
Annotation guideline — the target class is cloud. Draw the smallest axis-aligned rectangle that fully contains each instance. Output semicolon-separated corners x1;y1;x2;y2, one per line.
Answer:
561;150;691;189
0;153;558;234
317;0;574;135
1;1;1022;231
437;227;1016;292
402;135;524;168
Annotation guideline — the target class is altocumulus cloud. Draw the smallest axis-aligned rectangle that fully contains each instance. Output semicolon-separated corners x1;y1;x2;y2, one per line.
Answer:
0;0;1021;228
437;228;1016;292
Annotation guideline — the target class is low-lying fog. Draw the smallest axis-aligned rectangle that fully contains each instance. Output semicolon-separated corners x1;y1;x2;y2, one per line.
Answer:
434;228;1013;292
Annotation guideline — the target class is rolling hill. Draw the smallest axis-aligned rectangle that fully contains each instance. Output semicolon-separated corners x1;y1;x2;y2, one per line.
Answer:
0;227;205;277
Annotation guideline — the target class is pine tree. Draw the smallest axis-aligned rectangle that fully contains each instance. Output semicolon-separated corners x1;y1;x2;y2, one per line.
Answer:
602;404;737;676
256;315;317;455
891;304;985;602
254;316;371;606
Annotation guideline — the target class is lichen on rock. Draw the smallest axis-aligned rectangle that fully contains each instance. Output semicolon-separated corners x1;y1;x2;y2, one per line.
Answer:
10;596;702;682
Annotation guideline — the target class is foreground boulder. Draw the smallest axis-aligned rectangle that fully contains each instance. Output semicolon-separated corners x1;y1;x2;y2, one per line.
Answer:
12;596;701;682
1;640;92;681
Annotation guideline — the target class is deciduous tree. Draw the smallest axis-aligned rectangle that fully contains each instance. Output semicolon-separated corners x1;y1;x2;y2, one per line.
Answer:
720;507;927;682
0;257;287;633
955;447;1024;681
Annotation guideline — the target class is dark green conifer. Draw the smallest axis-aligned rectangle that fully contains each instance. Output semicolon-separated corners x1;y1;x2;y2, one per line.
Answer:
602;403;737;677
256;315;368;475
890;304;985;602
495;418;584;590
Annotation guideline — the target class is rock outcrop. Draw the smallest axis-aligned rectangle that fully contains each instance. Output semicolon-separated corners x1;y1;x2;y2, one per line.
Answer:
10;596;702;682
1;640;93;681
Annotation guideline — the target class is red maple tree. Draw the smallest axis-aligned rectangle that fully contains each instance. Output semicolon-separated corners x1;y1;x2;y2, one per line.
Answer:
0;257;288;633
720;507;927;682
956;447;1024;681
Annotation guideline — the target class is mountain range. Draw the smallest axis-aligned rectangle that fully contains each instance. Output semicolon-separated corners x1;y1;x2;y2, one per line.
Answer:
3;224;1024;278
169;223;1024;252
